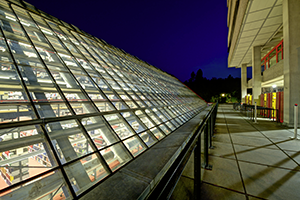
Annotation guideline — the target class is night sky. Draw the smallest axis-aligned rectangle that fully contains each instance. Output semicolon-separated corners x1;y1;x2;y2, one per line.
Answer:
24;0;245;82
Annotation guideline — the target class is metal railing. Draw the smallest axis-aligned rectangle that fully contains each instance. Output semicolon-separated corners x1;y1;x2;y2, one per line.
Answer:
234;103;279;122
146;102;218;200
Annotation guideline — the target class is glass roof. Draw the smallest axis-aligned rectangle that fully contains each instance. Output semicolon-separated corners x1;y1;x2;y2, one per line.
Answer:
0;0;206;199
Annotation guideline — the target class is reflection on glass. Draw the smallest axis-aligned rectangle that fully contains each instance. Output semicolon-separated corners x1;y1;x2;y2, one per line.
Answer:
123;136;146;157
64;153;109;196
139;131;157;147
159;124;169;135
81;116;119;149
100;143;132;172
0;104;35;123
0;169;70;199
0;125;56;189
104;114;134;140
121;112;146;133
35;103;71;118
46;120;94;164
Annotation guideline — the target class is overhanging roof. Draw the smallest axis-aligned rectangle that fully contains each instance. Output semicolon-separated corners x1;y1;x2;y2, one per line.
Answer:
229;0;283;68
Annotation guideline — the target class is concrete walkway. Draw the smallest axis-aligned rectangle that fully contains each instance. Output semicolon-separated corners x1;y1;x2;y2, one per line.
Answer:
201;104;300;200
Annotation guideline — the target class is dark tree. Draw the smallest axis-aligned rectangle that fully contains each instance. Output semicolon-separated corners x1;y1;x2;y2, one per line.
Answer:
185;70;241;102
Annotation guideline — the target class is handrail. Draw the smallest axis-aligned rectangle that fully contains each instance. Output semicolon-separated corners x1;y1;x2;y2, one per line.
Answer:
145;102;218;199
234;103;279;122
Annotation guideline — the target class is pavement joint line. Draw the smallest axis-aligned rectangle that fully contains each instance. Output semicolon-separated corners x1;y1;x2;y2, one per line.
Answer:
217;139;294;158
180;174;194;181
237;109;300;168
209;154;300;172
200;181;268;199
220;107;250;200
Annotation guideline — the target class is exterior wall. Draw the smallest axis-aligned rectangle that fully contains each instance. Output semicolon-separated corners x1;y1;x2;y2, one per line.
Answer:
241;64;247;102
247;78;253;88
262;60;284;82
283;0;300;126
252;46;262;105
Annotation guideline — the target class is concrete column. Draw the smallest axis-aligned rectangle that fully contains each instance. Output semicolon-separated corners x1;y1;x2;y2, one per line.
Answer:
283;0;300;126
241;64;247;103
252;46;261;105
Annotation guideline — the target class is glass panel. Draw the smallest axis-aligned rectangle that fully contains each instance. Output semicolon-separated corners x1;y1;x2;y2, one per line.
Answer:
0;13;28;42
0;37;13;62
45;120;95;164
150;127;165;140
145;109;161;125
35;103;72;118
121;112;146;133
0;104;35;123
7;39;38;66
94;102;114;112
0;125;56;189
135;110;154;128
159;124;170;134
139;131;157;147
48;70;80;89
104;114;134;140
278;51;282;62
100;143;132;172
269;55;277;67
69;102;96;115
165;121;176;131
0;169;71;199
81;116;119;149
123;136;146;157
64;153;109;196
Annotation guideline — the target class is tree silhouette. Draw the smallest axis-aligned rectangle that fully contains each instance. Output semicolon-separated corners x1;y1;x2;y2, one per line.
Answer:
184;69;241;102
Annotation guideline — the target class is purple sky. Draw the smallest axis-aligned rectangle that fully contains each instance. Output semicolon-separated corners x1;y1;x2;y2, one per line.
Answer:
24;0;247;82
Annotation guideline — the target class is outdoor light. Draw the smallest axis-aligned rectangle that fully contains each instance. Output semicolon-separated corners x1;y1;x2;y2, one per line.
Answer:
221;93;225;97
272;85;277;88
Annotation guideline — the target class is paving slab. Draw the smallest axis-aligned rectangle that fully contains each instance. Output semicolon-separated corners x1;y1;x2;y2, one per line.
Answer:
200;183;247;200
230;134;276;148
239;161;300;200
201;104;300;200
202;156;245;193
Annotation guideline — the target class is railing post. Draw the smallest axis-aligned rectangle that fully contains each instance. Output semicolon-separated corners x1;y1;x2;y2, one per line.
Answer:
202;123;212;170
194;136;201;200
209;116;214;149
254;102;257;123
291;104;299;140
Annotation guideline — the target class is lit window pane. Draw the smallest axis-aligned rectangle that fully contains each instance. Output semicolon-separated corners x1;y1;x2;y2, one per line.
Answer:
159;124;170;134
46;120;95;164
123;136;146;157
100;143;132;172
121;112;146;133
0;125;56;189
0;169;71;199
94;102;115;112
104;114;134;140
139;131;157;147
35;103;72;118
64;153;109;196
150;127;165;140
81;116;119;149
0;104;35;123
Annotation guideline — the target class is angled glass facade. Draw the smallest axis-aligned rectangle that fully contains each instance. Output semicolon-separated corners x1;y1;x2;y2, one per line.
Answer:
0;0;206;199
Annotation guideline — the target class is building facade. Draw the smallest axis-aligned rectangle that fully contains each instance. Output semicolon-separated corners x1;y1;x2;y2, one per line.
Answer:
0;0;206;199
227;0;300;126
